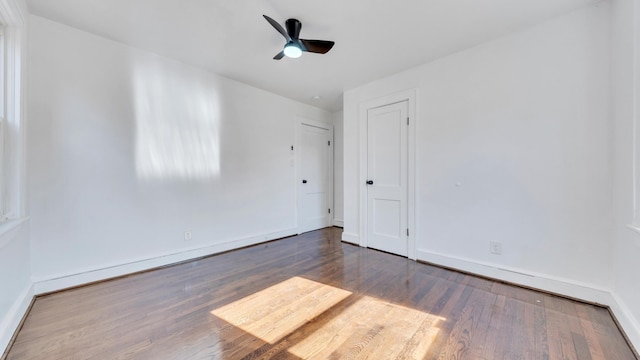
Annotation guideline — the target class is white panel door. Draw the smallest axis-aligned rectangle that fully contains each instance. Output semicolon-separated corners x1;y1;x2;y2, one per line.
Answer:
367;101;408;256
299;123;332;233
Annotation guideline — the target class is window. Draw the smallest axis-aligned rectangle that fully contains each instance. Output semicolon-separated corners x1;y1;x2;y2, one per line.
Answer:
0;26;6;220
0;0;24;223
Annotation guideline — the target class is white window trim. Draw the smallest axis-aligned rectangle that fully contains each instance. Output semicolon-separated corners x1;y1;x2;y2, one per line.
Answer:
632;2;637;224
0;26;6;219
0;0;25;222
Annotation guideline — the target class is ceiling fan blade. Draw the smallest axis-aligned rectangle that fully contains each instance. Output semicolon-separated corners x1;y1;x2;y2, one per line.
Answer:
285;18;302;40
263;15;291;42
273;50;285;60
300;39;335;54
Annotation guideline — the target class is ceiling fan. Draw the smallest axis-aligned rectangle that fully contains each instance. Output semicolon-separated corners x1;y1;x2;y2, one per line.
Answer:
263;15;335;60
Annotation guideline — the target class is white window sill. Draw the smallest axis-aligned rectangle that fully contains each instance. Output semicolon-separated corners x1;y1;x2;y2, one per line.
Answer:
626;224;640;234
625;225;640;247
0;216;28;238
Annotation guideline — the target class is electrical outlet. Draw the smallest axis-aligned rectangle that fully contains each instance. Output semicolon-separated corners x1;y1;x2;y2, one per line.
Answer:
184;231;192;241
490;241;502;255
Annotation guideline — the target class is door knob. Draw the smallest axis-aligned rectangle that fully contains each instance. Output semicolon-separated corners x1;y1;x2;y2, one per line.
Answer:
366;180;374;185
302;179;308;184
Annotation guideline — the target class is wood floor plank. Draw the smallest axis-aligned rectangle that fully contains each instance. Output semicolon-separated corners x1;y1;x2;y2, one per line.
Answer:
467;290;499;359
482;293;508;359
4;227;637;360
532;299;551;360
424;276;474;358
574;303;606;359
436;288;492;359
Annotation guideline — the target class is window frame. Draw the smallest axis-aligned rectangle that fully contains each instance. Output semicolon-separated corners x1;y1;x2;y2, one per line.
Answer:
0;0;25;223
0;26;6;219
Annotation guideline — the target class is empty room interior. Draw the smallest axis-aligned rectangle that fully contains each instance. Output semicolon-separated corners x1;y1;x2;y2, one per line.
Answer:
1;0;640;358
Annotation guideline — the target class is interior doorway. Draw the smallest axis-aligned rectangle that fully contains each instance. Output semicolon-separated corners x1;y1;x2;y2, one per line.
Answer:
297;119;333;234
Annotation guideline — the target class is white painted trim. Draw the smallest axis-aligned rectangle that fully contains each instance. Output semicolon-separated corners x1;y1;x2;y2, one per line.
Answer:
0;215;26;240
341;231;359;245
357;89;417;258
33;227;297;294
626;223;640;234
625;224;640;247
0;0;26;222
332;219;344;227
633;0;639;226
358;101;368;247
407;91;417;260
0;282;33;356
609;292;640;354
0;0;25;24
416;249;613;305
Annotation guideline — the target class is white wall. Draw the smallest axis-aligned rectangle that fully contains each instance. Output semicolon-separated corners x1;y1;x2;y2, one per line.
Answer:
611;0;640;349
333;110;344;227
28;15;331;290
0;221;31;354
344;4;613;299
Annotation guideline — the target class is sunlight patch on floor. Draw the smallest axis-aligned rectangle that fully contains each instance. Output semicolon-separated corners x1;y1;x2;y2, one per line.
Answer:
211;276;352;344
210;276;444;358
288;295;444;359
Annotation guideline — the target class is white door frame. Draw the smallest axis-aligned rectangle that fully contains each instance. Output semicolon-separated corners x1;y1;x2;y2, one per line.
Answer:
358;90;417;260
295;117;334;234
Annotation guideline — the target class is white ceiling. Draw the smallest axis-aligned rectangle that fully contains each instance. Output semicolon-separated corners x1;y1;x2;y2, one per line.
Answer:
26;0;598;112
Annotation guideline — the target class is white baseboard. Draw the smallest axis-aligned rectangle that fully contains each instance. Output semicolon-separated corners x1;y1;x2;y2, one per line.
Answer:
341;232;359;245
33;228;297;295
608;292;640;354
0;283;33;356
416;249;613;305
332;219;344;227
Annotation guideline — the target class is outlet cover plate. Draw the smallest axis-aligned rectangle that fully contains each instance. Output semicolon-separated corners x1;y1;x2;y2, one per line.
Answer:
490;241;502;255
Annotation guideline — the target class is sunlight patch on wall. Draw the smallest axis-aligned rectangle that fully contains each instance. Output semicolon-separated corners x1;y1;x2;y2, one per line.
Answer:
133;60;221;181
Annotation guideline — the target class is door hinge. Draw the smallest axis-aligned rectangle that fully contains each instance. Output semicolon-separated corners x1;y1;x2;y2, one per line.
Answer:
328;208;331;214
407;228;409;236
328;140;331;146
407;117;409;125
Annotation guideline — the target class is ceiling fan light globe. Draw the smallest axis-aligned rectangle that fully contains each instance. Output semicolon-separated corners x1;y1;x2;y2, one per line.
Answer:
284;43;302;58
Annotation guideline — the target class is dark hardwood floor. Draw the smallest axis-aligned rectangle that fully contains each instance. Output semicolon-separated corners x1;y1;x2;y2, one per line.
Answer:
4;228;637;359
